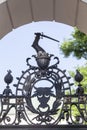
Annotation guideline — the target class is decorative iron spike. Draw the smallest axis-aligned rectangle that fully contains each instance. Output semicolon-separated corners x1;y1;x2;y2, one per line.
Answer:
17;88;22;91
22;71;24;74
63;87;70;90
63;81;68;84
13;84;17;87
63;70;66;73
19;82;24;85
16;77;20;80
67;77;71;79
61;75;65;78
70;83;74;86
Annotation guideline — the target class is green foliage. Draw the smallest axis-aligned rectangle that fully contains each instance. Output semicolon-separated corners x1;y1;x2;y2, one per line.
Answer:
60;27;87;118
60;27;87;92
60;28;87;59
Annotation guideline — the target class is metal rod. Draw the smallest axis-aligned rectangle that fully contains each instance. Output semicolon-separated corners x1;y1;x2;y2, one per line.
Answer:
41;34;60;42
35;33;60;42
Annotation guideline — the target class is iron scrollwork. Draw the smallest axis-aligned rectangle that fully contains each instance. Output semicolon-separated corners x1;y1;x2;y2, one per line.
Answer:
15;33;72;125
0;33;87;125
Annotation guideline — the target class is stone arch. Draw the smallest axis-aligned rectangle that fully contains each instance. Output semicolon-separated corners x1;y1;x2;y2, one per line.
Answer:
0;0;87;39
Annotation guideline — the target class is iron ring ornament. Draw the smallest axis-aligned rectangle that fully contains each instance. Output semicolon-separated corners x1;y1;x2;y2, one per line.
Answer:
16;55;72;125
15;33;72;125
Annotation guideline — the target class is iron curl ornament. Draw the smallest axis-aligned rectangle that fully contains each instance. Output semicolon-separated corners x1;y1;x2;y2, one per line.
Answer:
15;33;72;125
0;33;87;126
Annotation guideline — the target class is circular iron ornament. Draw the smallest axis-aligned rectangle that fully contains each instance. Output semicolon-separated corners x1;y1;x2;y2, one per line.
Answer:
16;55;72;125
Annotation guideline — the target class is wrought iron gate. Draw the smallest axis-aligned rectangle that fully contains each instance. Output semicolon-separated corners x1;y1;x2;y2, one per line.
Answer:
0;33;87;127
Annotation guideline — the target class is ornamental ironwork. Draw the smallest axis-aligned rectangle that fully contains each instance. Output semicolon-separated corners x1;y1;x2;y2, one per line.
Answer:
0;33;87;125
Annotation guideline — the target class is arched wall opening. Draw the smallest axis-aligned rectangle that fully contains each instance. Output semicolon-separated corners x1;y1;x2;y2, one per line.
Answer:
0;1;87;126
0;0;87;94
0;21;86;94
0;0;87;39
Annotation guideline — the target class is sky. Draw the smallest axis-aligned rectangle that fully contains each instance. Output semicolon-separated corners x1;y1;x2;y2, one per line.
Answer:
0;21;86;93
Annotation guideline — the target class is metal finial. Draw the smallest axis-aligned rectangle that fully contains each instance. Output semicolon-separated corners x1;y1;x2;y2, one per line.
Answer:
4;70;13;85
74;70;83;83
